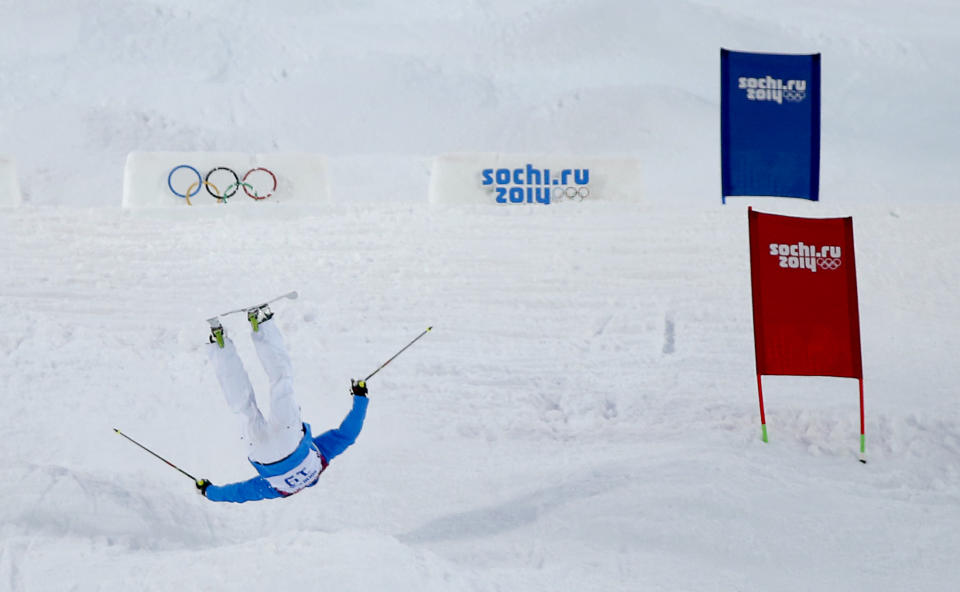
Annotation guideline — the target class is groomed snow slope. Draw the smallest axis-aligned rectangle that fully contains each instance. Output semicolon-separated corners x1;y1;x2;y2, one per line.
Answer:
1;201;958;591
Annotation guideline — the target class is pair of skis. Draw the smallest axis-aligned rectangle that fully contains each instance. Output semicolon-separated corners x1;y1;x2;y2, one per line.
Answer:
205;290;431;381
206;290;299;342
206;290;299;327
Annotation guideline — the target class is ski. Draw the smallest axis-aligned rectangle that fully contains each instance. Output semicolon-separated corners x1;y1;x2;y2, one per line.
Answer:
206;291;298;326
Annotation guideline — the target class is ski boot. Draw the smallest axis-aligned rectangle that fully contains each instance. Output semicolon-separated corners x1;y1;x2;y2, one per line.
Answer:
208;318;225;348
246;304;273;332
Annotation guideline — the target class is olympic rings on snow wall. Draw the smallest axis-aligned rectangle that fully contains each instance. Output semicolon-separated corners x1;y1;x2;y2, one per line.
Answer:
121;151;331;208
167;165;277;203
427;153;643;205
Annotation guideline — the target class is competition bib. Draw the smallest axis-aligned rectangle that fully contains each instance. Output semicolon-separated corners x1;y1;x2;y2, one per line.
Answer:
264;449;325;495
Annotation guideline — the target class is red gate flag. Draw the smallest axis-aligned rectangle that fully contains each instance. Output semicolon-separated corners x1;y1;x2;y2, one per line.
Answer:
748;208;866;458
749;207;862;378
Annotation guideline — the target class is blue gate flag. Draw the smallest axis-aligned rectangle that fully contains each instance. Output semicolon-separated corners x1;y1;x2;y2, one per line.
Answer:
721;49;821;203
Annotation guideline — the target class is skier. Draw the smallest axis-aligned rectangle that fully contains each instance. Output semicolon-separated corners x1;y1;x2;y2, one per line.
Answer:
195;304;369;503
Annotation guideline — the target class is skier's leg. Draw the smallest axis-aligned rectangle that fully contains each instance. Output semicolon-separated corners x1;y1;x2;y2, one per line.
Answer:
313;396;369;462
250;318;301;430
207;335;267;450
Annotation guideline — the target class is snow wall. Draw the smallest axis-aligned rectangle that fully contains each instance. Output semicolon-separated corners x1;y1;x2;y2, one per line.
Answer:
122;152;331;208
0;156;22;206
429;153;642;205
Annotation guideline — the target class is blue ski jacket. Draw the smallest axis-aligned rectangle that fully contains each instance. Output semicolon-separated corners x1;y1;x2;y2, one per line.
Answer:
205;395;368;503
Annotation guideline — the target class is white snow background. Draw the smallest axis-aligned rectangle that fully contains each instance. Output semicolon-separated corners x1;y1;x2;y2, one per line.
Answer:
2;1;959;590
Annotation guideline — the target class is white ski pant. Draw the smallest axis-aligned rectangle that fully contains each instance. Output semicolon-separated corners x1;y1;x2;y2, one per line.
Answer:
207;321;303;464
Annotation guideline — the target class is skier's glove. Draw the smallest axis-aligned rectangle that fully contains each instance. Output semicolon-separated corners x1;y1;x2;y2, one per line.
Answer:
196;478;212;497
351;379;368;397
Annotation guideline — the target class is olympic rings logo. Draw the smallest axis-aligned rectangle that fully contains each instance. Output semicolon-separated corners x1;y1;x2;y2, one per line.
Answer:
817;257;841;270
552;186;590;202
167;165;277;204
783;89;806;102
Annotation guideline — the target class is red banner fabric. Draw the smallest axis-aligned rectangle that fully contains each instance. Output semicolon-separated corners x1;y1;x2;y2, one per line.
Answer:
748;208;863;379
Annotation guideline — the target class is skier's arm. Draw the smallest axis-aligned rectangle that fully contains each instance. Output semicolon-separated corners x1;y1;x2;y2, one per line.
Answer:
312;390;369;462
203;476;282;503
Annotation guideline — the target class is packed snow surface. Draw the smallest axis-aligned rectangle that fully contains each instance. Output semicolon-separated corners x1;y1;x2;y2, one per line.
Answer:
2;1;959;591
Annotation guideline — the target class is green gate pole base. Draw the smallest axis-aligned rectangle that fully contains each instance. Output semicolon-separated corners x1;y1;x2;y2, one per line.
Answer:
761;424;768;443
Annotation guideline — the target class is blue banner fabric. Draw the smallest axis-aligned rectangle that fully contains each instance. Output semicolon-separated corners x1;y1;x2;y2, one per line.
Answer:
721;49;821;203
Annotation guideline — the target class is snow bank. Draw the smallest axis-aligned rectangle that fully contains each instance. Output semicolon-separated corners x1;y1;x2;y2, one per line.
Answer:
122;152;331;208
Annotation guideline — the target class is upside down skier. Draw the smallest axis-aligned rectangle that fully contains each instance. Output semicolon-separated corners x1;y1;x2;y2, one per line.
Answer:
195;304;368;503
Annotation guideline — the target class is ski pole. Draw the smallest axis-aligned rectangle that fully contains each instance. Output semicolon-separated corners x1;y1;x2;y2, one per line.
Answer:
364;326;433;382
114;427;198;483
